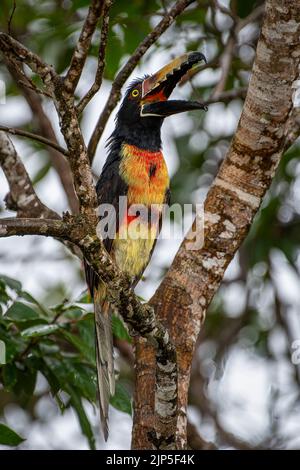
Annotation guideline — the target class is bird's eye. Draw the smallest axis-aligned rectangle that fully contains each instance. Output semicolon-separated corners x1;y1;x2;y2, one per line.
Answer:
131;89;139;98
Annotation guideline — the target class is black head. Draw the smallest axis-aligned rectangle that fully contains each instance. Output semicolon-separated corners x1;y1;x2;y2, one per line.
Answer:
113;52;207;150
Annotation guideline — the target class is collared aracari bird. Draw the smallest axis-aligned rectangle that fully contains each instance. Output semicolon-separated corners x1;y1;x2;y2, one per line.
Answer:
85;52;207;440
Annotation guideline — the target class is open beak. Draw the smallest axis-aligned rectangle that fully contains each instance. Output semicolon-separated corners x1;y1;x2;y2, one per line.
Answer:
141;52;207;117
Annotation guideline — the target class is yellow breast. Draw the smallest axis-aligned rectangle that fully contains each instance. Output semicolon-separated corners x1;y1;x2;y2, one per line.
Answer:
113;143;169;277
119;143;169;207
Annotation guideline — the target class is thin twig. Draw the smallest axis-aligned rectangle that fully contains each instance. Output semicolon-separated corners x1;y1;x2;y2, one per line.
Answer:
0;32;98;214
64;0;105;95
77;0;113;114
7;0;17;36
211;34;235;99
203;86;247;105
5;57;79;214
0;125;69;156
212;0;237;24
187;421;217;450
236;4;265;33
87;0;197;163
179;3;264;88
1;51;52;98
17;78;52;98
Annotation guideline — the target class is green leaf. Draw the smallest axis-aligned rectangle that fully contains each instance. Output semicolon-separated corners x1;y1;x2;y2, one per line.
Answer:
69;362;97;403
5;302;39;322
112;315;131;343
77;314;95;358
62;306;85;320
2;364;18;389
35;357;61;397
236;0;258;18
0;326;26;362
21;324;60;339
0;339;6;364
67;386;96;450
110;382;132;416
0;280;10;305
76;290;92;304
19;291;51;318
60;326;95;364
0;423;25;446
38;340;60;355
0;275;22;293
12;366;37;405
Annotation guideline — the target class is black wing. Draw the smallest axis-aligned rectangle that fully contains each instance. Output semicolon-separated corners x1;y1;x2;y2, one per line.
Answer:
85;154;128;297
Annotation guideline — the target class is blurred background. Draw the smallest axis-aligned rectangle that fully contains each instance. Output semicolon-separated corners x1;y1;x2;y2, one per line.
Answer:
1;0;300;450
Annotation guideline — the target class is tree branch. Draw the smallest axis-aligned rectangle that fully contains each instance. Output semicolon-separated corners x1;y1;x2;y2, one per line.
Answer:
0;125;69;157
0;32;97;215
76;0;113;115
0;131;82;258
211;34;235;99
87;0;196;162
0;131;58;219
52;80;98;216
0;32;57;95
4;57;79;214
0;217;67;238
64;0;105;95
203;87;247;105
236;4;265;33
212;0;237;24
187;421;217;450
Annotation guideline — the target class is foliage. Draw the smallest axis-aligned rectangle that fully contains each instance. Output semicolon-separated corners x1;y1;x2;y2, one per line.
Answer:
0;423;24;446
0;275;131;449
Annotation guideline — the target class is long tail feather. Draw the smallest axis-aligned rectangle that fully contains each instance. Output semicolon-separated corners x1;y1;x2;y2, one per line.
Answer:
94;289;115;441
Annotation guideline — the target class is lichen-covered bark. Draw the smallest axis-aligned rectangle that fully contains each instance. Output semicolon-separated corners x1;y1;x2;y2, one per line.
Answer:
52;77;98;218
0;34;98;218
76;0;113;115
5;58;79;214
132;0;300;449
0;131;57;219
64;0;105;95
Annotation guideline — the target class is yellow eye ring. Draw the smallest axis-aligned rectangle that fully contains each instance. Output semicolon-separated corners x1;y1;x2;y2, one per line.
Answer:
131;89;139;97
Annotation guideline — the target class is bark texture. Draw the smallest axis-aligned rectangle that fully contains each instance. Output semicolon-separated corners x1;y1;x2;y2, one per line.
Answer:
0;131;58;219
132;0;300;449
1;0;300;450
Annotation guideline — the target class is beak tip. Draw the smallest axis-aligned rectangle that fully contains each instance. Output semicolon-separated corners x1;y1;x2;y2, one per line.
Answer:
141;51;207;101
188;51;207;65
